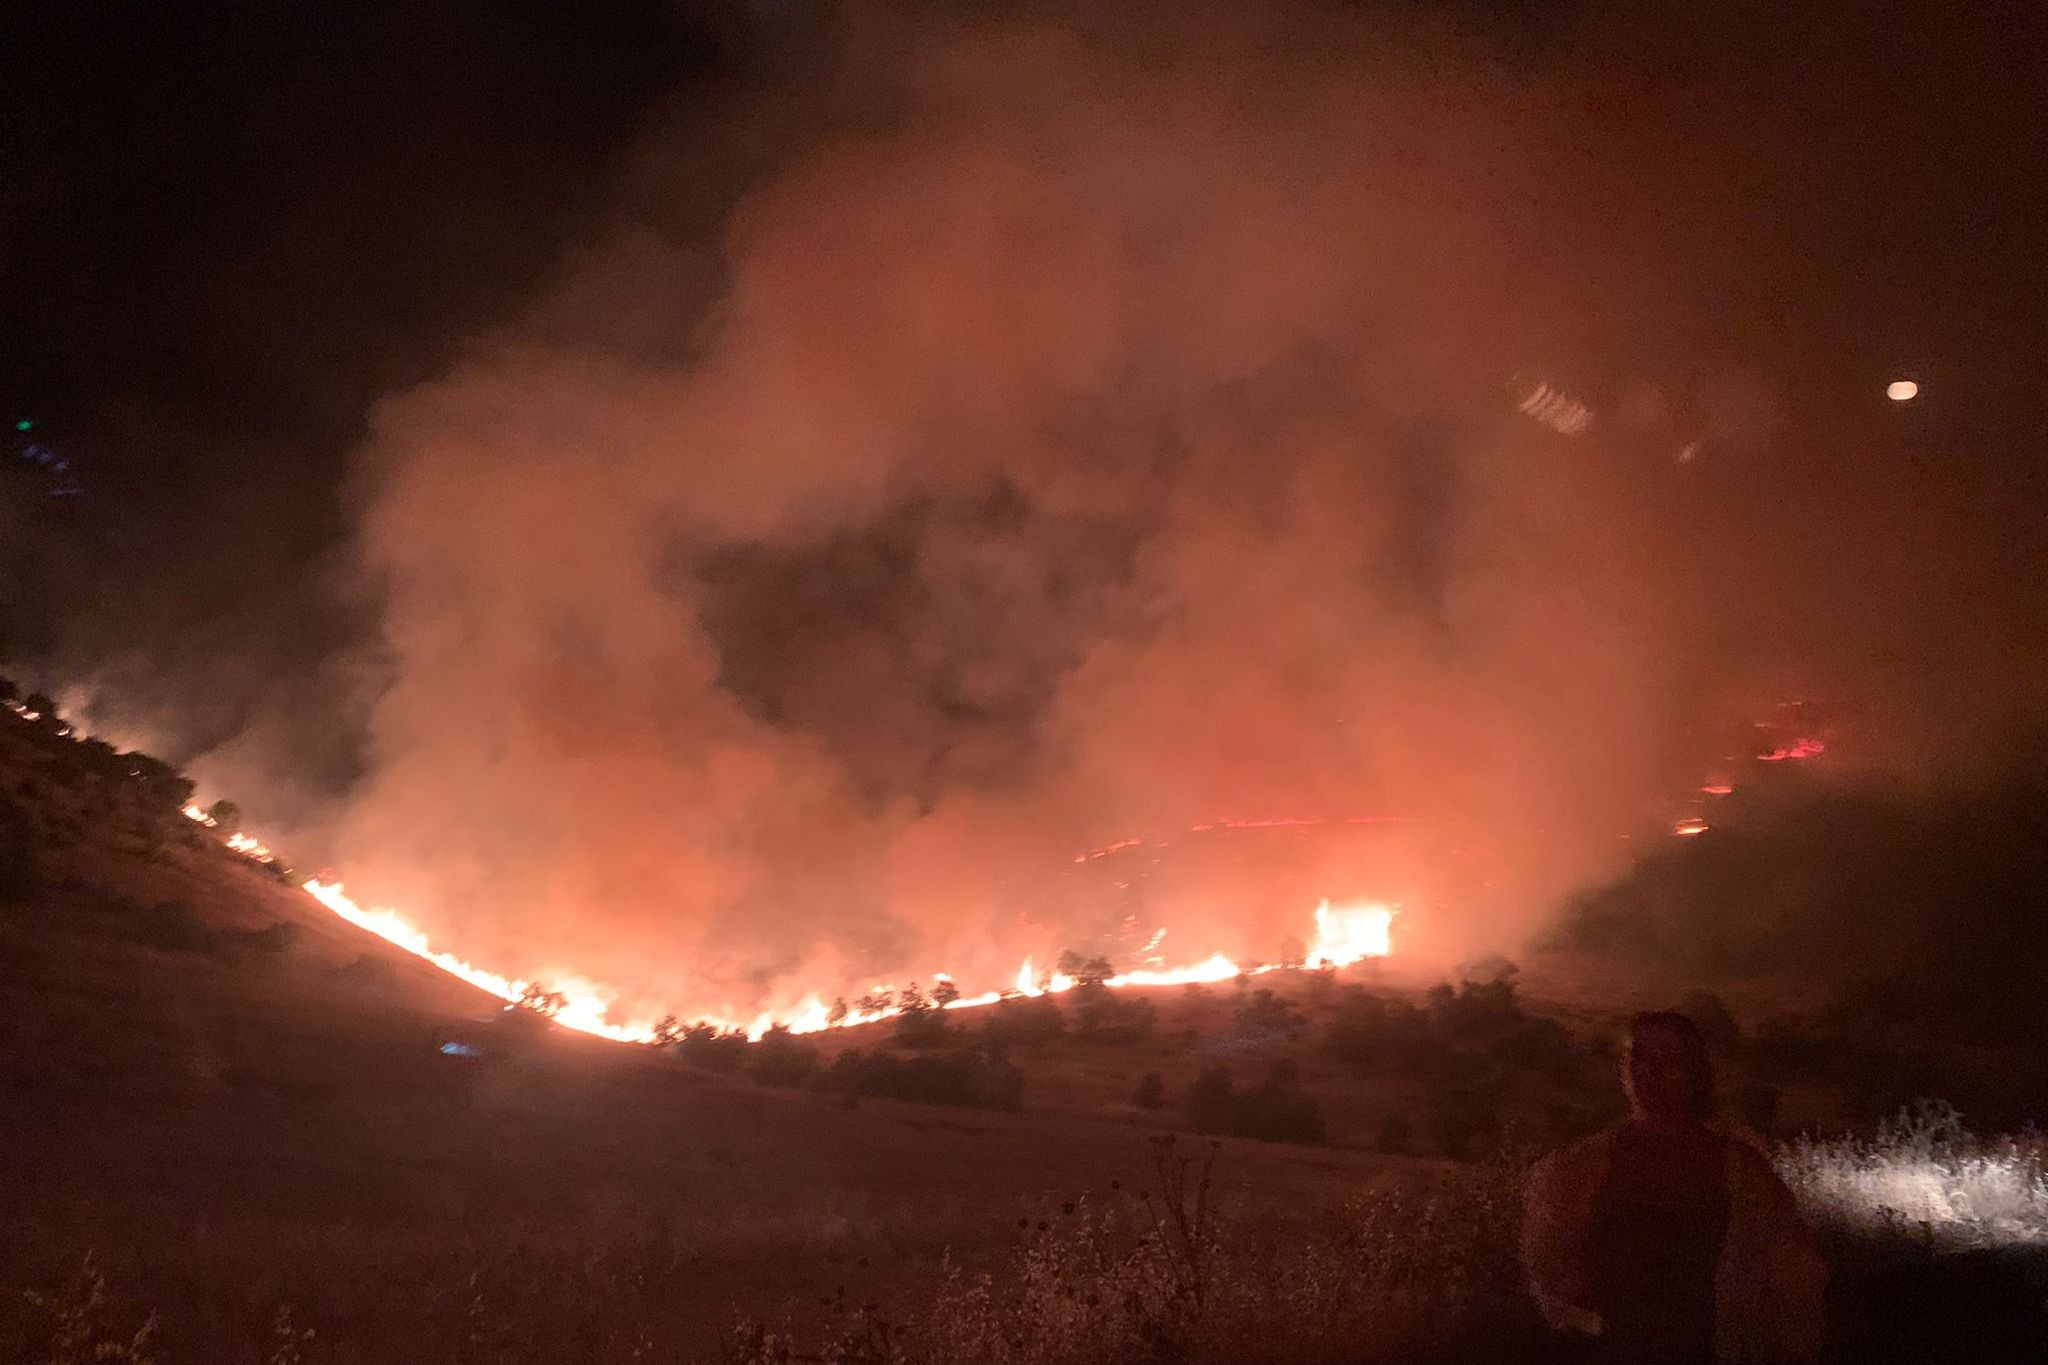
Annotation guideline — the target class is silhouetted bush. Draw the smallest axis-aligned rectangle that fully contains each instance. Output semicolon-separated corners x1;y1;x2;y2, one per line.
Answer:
1427;1076;1506;1160
678;1023;749;1073
749;1025;819;1087
75;737;128;780
1132;1073;1166;1110
891;983;951;1048
828;1048;1023;1110
1231;987;1305;1040
979;995;1064;1046
1325;978;1574;1080
0;800;40;908
1322;989;1432;1070
1184;1061;1325;1144
1055;950;1114;987
133;899;212;953
1070;984;1155;1043
122;752;195;810
516;983;567;1018
235;921;301;955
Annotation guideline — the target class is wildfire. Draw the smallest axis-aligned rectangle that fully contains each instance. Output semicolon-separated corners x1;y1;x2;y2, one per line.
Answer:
1307;899;1396;966
1758;737;1826;762
179;805;1401;1047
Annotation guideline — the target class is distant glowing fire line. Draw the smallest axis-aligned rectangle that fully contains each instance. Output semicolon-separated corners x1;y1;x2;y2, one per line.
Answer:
177;804;1395;1045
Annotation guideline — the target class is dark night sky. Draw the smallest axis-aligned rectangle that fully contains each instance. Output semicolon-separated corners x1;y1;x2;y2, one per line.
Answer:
3;0;2044;789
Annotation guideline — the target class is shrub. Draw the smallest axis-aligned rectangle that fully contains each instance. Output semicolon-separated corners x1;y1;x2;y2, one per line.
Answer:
980;995;1064;1046
1132;1073;1167;1110
1375;1112;1417;1156
235;921;300;955
892;983;951;1048
133;899;212;953
828;1047;1024;1110
1322;989;1431;1069
516;983;567;1018
1055;950;1114;987
1231;988;1304;1040
749;1026;819;1087
0;810;41;908
678;1023;749;1073
1184;1061;1326;1144
122;753;195;811
1425;1077;1505;1160
1070;985;1155;1043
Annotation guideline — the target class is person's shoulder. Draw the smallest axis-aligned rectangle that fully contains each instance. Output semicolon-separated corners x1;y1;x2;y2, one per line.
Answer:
1530;1124;1623;1186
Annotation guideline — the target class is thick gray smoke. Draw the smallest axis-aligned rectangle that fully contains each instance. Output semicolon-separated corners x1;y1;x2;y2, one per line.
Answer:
323;5;2044;1020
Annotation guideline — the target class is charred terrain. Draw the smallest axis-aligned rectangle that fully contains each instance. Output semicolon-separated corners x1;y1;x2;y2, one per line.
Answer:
5;705;2046;1363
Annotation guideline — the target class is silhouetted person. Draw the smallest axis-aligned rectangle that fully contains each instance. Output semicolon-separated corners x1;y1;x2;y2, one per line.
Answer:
1524;1011;1825;1364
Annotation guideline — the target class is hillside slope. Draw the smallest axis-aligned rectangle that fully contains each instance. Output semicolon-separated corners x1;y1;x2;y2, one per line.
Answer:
0;711;1420;1360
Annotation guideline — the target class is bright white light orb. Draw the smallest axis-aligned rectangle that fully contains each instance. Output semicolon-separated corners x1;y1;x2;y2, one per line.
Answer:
1886;379;1919;402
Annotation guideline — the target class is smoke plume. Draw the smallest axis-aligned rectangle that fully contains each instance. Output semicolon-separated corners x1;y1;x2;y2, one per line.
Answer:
325;4;2045;1020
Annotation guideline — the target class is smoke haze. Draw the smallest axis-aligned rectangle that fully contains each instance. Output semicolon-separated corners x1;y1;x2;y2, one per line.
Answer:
17;3;2045;1021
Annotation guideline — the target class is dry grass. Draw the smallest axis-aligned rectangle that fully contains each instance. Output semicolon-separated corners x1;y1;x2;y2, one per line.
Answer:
1778;1101;2048;1252
723;1136;1531;1365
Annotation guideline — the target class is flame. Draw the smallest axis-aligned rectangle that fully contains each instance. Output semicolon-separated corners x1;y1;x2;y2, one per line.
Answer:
1672;818;1710;837
176;804;1399;1046
1306;899;1396;966
1758;737;1825;762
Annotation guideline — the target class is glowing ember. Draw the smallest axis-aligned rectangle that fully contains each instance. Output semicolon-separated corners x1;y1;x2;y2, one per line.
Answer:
1758;737;1826;762
1701;783;1734;796
1072;836;1142;863
1886;379;1919;402
1672;818;1710;837
1306;899;1395;966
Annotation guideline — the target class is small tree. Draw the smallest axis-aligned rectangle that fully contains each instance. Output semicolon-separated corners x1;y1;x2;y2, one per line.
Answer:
1056;950;1114;987
124;753;195;810
893;982;949;1048
651;1015;684;1046
205;799;241;832
827;997;850;1027
678;1022;748;1072
855;990;894;1016
931;978;961;1009
751;1025;819;1087
517;983;567;1018
1232;988;1305;1039
1133;1072;1167;1110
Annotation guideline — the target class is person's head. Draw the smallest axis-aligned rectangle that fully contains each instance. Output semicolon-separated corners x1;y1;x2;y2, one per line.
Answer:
1622;1010;1715;1127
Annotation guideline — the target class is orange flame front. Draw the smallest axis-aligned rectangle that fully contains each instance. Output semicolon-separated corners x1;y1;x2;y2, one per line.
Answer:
181;806;1400;1045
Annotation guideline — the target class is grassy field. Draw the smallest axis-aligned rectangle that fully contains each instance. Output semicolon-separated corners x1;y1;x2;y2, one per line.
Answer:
5;713;2045;1362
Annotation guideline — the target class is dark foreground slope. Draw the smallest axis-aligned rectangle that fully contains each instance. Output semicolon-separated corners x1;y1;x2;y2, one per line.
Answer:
2;715;1461;1361
4;710;2045;1363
